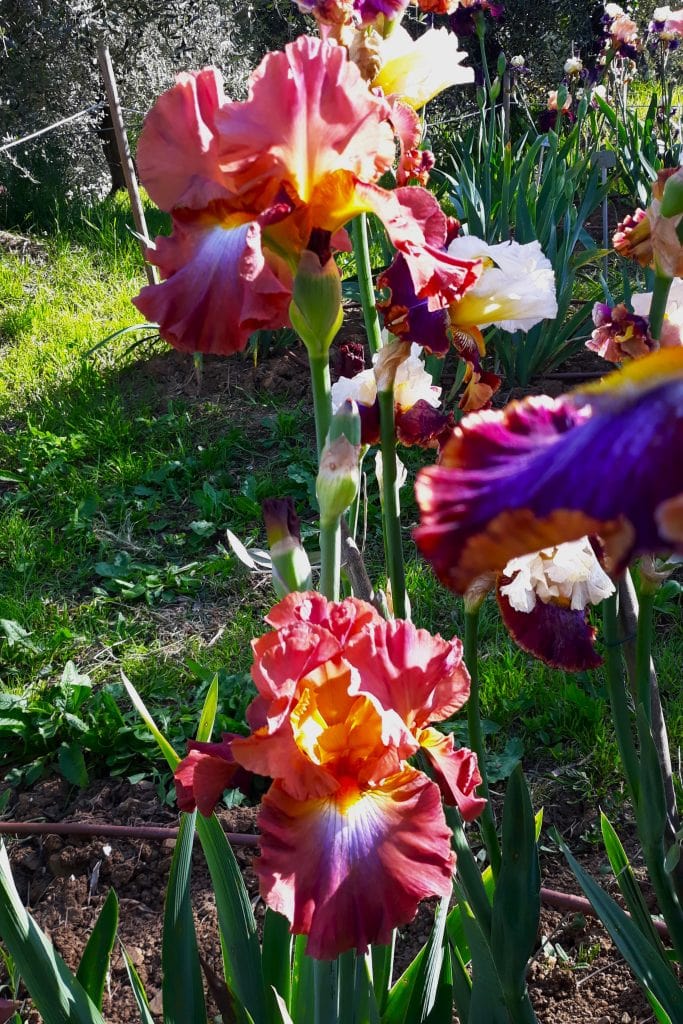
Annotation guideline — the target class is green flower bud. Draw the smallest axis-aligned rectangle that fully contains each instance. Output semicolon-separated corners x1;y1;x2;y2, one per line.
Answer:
316;403;361;527
661;170;683;218
262;498;312;597
289;250;343;357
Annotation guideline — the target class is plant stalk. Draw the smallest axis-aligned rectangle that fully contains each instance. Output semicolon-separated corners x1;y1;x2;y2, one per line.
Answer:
308;351;333;459
351;214;383;356
320;518;342;602
463;608;501;878
602;592;640;806
377;389;407;618
648;272;672;341
634;587;655;727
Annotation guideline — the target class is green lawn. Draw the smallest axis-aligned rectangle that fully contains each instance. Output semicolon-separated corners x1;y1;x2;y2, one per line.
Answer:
0;195;681;806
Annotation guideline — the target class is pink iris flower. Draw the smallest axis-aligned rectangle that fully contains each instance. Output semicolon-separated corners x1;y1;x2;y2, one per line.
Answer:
132;36;480;356
175;592;484;959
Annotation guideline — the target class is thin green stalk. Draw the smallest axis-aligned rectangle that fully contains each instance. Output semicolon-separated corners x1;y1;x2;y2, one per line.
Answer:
378;389;407;619
602;593;640;806
634;588;655;726
320;520;341;601
351;214;382;356
463;609;501;878
648;273;673;341
308;352;332;459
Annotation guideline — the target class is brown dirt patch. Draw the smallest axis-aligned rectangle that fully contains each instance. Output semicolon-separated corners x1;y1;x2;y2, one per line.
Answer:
0;777;657;1023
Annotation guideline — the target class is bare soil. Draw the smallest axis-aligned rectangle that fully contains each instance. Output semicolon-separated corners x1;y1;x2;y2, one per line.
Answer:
0;777;655;1023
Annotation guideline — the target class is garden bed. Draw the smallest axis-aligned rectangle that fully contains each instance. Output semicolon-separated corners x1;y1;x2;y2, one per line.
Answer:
2;777;650;1024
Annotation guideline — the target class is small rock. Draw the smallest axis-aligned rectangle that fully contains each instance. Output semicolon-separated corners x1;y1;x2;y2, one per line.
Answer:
621;1015;631;1023
127;946;145;968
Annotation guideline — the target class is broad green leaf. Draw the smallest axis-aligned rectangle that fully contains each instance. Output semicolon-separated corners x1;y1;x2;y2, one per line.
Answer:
120;942;155;1024
370;939;394;1014
76;890;118;1011
58;743;89;788
0;842;106;1024
195;813;266;1024
290;935;314;1024
162;811;207;1024
491;768;540;1000
262;910;292;1023
561;840;683;1019
461;904;508;1024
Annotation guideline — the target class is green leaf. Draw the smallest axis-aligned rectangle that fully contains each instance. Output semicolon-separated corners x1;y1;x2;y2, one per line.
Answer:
162;811;207;1024
600;813;667;957
445;866;495;963
461;904;509;1024
58;743;89;787
120;942;155;1024
196;675;219;744
290;935;314;1024
404;895;452;1024
560;839;683;1019
0;619;40;654
195;813;266;1024
262;910;292;1022
490;767;540;1002
121;672;180;770
0;841;106;1024
76;890;119;1011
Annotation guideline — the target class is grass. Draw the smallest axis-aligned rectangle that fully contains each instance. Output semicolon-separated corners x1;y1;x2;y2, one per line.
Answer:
0;192;681;809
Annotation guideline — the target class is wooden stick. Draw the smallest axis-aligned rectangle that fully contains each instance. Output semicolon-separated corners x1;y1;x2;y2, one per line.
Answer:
97;44;157;286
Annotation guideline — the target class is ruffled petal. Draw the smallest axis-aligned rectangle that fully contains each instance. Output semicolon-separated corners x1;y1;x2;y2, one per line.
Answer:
377;254;451;354
265;591;381;641
214;36;395;201
396;400;454;447
136;67;230;211
415;350;683;592
418;728;487;820
133;209;292;355
174;736;240;816
256;769;454;958
496;581;602;671
373;26;473;109
345;618;470;729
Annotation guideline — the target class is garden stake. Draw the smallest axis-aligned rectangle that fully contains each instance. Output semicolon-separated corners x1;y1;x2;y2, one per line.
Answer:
97;44;157;286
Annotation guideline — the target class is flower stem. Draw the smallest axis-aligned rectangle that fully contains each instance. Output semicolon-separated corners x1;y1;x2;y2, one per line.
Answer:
602;593;640;805
464;608;501;879
319;519;341;601
648;272;672;342
308;351;332;459
634;587;655;726
352;214;383;356
378;389;407;618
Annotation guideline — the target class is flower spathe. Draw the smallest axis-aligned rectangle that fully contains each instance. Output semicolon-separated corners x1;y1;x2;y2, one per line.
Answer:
221;592;483;958
133;36;481;355
414;348;683;594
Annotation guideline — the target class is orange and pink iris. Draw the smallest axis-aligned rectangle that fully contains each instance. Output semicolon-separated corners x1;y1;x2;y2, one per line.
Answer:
133;35;481;356
174;591;484;959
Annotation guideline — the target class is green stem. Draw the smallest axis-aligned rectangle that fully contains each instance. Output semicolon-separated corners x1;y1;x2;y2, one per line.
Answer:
378;389;407;619
634;588;655;727
308;352;332;459
648;273;673;341
320;518;341;601
352;214;382;356
602;593;640;806
464;609;502;878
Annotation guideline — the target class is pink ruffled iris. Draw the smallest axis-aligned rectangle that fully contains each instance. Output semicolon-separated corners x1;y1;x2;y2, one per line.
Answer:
133;36;481;355
175;591;484;959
